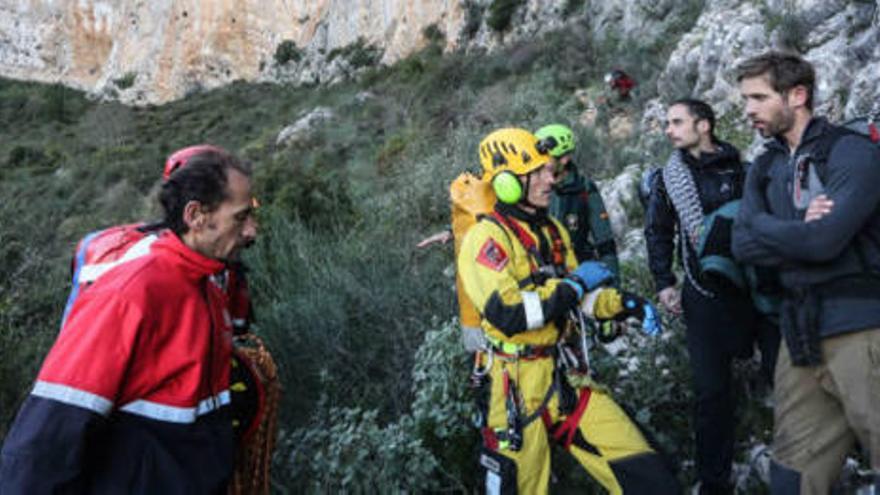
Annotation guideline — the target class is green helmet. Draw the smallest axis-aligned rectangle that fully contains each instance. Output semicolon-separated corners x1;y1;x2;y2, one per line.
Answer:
534;124;575;158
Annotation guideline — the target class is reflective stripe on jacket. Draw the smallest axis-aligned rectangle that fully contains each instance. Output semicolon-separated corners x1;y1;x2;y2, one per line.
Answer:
457;207;580;347
1;232;235;494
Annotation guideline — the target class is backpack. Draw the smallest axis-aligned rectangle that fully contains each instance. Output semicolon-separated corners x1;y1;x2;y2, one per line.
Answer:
810;115;879;178
450;172;496;333
449;171;571;341
773;113;880;189
842;114;880;144
638;167;661;211
62;222;163;327
697;200;782;315
63;222;272;452
63;222;253;332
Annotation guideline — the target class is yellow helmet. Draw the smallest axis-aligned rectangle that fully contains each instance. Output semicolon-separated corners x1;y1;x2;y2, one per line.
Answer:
478;128;551;179
478;128;553;204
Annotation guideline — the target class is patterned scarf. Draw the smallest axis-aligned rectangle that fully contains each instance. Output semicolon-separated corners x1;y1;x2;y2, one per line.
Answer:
661;150;703;250
661;149;713;297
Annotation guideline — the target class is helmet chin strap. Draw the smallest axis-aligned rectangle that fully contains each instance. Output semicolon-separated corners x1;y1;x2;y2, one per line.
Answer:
517;172;539;210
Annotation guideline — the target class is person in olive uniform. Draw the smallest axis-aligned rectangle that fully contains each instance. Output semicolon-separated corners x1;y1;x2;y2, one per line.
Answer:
536;124;619;276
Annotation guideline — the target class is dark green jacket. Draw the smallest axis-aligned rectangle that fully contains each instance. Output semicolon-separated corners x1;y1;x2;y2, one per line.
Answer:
550;165;619;275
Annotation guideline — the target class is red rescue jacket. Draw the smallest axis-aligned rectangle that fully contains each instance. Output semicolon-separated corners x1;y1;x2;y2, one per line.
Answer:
63;222;252;334
1;233;235;494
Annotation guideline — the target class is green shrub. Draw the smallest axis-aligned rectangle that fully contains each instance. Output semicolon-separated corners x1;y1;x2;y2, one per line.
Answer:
244;207;455;429
5;145;50;170
257;149;357;228
409;321;477;486
775;11;808;53
374;132;409;174
715;111;754;153
562;0;586;19
762;1;808;54
328;37;383;69
273;321;472;492
487;0;524;32
422;23;445;47
461;1;484;40
41;83;83;124
112;72;137;90
278;408;446;492
274;40;303;66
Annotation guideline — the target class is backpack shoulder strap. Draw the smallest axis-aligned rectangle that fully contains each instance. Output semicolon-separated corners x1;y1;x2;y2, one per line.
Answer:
809;125;861;183
809;125;880;272
477;213;515;249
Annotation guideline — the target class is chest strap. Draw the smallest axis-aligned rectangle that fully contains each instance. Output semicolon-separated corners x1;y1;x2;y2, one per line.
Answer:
483;211;568;287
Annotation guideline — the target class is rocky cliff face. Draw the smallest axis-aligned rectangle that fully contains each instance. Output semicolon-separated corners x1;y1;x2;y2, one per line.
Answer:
1;0;878;112
0;0;473;104
0;0;726;104
658;0;880;122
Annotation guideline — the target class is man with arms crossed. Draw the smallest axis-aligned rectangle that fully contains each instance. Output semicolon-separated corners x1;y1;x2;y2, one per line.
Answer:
733;51;880;494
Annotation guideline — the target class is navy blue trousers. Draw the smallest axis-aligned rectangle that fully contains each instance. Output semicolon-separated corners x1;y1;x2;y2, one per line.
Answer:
682;279;779;493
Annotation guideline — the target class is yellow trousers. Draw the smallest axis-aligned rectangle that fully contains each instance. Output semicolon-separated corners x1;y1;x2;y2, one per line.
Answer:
480;355;680;494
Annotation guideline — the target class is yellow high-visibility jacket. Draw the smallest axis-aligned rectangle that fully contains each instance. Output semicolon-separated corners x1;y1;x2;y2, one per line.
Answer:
457;209;580;347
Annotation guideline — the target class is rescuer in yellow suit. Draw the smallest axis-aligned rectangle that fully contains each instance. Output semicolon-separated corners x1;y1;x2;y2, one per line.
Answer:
457;128;681;494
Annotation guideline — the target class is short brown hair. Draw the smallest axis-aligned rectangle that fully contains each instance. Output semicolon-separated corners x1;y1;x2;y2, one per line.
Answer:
735;51;816;110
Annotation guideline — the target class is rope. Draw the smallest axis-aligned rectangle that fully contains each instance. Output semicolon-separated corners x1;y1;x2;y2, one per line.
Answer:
229;334;281;495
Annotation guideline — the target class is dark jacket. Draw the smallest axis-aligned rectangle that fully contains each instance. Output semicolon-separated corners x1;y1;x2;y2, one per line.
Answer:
732;117;880;337
645;141;745;292
550;165;619;274
0;233;235;494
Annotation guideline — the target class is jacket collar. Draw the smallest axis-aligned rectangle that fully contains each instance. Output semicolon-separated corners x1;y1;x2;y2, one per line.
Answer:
680;140;740;169
555;164;586;194
766;116;831;155
496;202;550;227
151;231;226;280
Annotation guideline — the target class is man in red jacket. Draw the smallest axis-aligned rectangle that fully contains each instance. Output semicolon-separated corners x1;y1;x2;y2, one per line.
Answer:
0;147;258;494
63;144;255;336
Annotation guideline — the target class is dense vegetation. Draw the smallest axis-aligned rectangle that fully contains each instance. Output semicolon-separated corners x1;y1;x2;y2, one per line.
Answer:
0;15;775;492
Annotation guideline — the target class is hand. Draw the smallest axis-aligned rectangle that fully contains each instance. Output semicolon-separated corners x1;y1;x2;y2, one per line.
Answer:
804;194;833;223
416;230;453;248
619;292;663;337
597;320;625;343
657;286;682;315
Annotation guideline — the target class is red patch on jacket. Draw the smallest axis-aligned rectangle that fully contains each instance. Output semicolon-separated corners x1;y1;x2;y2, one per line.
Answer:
476;238;509;271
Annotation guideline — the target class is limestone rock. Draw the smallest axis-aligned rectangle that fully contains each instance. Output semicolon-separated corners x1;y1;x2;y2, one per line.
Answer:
276;107;334;148
597;163;641;240
2;0;878;142
658;0;880;139
0;0;471;104
608;113;635;141
657;1;768;115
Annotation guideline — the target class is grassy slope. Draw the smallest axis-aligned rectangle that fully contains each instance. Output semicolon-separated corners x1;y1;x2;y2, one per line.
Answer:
0;21;655;429
0;15;772;492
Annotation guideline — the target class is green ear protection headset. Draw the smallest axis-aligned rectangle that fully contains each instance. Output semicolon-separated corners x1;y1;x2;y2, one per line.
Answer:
479;128;555;205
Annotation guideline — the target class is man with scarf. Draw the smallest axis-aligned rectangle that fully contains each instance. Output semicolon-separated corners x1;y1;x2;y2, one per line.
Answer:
645;98;779;495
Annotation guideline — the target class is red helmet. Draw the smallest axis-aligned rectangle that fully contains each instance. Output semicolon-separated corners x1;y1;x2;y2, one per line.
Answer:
162;144;224;181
